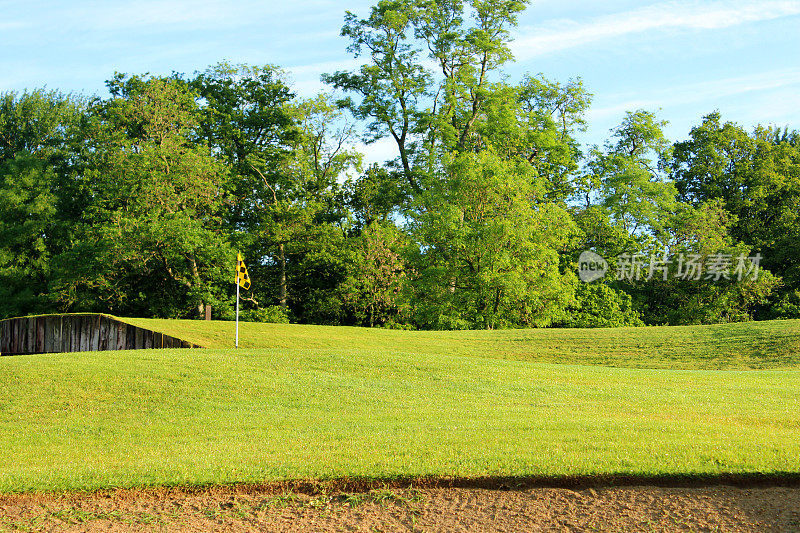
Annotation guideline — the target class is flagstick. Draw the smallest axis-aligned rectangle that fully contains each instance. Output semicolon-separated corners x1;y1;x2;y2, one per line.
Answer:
235;275;240;348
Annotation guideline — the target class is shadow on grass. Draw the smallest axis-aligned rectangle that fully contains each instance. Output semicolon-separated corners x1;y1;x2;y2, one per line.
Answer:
160;472;800;496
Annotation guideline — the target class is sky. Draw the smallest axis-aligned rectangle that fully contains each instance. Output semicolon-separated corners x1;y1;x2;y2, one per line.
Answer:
1;0;798;163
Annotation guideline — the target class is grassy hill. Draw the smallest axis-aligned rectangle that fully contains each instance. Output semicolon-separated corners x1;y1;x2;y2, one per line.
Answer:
1;319;799;493
122;317;800;369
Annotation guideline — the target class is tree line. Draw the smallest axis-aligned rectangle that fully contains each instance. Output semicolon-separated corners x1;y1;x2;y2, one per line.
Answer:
1;0;799;329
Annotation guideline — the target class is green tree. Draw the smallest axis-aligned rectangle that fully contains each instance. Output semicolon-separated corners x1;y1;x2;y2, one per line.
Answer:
193;64;361;321
0;89;85;318
339;221;410;327
410;150;579;329
671;113;800;317
580;110;676;252
328;0;591;329
345;164;408;227
51;74;232;318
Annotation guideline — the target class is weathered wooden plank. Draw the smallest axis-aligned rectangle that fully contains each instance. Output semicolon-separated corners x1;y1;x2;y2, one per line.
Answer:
1;320;9;354
61;318;71;352
98;316;110;351
79;316;90;351
66;316;76;352
25;319;34;354
10;320;15;353
85;316;94;350
143;329;154;349
124;325;134;350
134;327;144;350
35;317;46;353
115;322;127;351
26;319;34;353
73;316;83;353
1;320;8;353
44;316;57;353
56;316;64;353
20;319;26;353
18;319;26;353
12;320;20;354
108;317;119;351
89;315;100;351
69;318;78;352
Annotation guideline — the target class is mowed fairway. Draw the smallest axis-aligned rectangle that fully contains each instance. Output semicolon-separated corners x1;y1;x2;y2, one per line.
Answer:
1;319;800;493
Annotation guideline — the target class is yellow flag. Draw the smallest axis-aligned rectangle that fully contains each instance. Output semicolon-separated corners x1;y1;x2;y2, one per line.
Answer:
236;253;251;290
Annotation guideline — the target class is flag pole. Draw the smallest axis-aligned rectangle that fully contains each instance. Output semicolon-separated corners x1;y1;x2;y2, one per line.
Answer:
235;269;240;348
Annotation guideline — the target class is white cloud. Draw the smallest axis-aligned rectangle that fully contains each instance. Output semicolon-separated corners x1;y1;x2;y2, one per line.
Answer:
0;21;26;31
283;59;362;96
589;67;800;120
357;137;399;167
579;68;800;147
513;0;800;59
22;0;350;34
69;0;243;30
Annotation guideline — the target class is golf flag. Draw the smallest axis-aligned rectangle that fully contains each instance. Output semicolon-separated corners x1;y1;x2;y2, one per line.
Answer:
236;253;251;290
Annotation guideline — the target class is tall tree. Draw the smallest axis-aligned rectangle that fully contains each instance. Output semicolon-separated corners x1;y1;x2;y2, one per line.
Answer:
51;74;232;318
410;149;579;329
0;89;85;318
193;64;361;320
671;113;800;317
327;0;591;329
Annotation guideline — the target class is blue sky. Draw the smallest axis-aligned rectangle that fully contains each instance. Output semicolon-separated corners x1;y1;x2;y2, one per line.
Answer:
2;0;798;162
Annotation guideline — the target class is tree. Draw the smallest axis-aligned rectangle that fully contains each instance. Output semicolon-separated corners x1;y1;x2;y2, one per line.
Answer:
345;164;408;227
193;64;361;320
51;74;232;318
571;110;777;325
340;221;410;327
324;0;530;192
0;89;85;318
328;0;591;329
410;150;579;329
671;113;800;317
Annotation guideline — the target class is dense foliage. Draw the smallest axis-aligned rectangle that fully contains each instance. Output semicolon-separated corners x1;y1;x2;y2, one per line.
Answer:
1;0;797;328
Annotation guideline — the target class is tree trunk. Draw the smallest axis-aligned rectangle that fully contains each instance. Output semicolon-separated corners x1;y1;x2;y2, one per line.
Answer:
279;243;287;309
189;254;204;318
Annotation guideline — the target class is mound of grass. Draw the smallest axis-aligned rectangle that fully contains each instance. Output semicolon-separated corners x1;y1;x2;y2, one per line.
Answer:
1;344;799;493
121;317;800;370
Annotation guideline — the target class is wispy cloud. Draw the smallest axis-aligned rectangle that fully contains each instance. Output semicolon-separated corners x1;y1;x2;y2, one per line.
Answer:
589;67;800;121
65;0;248;31
513;0;800;59
0;21;27;31
7;0;349;35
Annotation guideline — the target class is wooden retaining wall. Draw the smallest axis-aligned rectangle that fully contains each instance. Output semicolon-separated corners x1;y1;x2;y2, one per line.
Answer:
0;314;201;355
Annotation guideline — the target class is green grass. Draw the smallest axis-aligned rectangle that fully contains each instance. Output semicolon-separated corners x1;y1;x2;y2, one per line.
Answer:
2;317;800;493
122;317;800;369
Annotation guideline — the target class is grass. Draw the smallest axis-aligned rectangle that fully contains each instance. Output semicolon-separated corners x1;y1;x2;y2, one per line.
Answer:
1;317;800;493
122;317;800;369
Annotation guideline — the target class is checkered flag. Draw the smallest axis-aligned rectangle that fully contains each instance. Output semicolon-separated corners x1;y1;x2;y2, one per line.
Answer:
236;253;251;290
